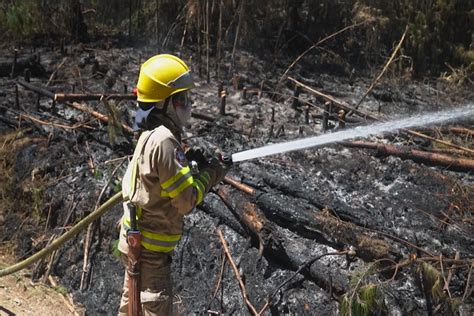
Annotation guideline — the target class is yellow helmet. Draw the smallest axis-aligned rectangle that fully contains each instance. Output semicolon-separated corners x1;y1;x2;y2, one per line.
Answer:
136;54;194;103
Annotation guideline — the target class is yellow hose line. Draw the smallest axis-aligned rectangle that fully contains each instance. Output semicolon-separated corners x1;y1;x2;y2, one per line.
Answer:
0;191;123;277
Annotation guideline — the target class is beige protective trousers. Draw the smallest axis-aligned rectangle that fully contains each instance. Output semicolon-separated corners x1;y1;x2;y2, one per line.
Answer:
119;250;173;316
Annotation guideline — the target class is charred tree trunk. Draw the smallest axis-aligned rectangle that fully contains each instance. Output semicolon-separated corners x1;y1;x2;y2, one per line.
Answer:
197;0;202;77
219;177;394;262
231;0;245;73
255;192;393;261
67;0;89;43
205;0;210;83
128;0;133;39
202;186;350;295
342;141;474;172
155;0;160;45
215;0;223;81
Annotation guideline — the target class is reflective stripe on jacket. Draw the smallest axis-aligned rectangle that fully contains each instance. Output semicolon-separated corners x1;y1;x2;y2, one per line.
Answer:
118;125;211;254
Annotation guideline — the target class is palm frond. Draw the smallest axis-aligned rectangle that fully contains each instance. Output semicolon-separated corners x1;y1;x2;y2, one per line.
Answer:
103;98;124;146
341;283;383;316
420;262;446;301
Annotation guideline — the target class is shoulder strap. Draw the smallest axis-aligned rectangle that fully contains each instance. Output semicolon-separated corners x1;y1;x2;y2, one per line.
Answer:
123;130;154;201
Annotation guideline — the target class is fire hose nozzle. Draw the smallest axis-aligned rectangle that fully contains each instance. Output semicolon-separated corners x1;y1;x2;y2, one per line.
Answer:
219;152;233;165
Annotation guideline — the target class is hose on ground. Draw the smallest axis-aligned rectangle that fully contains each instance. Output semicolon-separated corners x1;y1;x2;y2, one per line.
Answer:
0;191;123;277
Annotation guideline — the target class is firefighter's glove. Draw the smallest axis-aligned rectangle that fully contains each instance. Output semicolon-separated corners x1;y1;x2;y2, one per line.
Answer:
208;154;232;186
185;147;211;167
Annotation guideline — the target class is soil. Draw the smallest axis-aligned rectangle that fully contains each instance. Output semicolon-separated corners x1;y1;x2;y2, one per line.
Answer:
0;42;473;315
0;249;75;316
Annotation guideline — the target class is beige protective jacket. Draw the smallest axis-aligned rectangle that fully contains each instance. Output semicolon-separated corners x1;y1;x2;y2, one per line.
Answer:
118;124;215;254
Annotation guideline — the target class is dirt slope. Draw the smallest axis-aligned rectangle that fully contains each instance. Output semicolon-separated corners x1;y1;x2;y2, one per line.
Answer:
0;249;76;316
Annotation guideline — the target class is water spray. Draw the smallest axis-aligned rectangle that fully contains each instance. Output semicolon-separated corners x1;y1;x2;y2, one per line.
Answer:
231;105;474;163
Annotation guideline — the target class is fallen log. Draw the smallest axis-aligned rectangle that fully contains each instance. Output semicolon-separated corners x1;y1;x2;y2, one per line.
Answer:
223;177;255;195
256;194;393;261
219;178;471;302
425;147;474;158
221;178;394;261
213;185;350;295
18;79;55;98
237;169;363;225
17;80;134;134
419;127;474;137
342;141;474;172
446;127;474;137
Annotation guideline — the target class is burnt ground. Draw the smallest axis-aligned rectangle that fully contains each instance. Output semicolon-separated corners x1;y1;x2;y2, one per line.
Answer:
0;43;473;315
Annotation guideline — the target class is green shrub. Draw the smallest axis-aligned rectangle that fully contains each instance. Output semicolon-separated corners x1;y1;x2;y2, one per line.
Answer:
4;2;39;39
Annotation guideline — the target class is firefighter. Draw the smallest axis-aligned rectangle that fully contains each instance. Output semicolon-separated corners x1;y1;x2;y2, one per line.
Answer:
118;54;230;315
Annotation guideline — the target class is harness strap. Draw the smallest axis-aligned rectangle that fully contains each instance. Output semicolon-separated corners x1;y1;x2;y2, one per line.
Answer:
123;130;153;202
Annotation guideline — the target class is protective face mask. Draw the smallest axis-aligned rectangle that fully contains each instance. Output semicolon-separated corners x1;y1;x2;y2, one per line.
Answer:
133;103;154;131
176;102;192;126
173;93;192;126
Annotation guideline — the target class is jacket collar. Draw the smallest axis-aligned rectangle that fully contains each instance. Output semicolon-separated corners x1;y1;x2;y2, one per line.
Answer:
146;111;182;142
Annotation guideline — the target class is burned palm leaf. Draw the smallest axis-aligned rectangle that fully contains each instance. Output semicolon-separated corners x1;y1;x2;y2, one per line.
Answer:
341;283;385;316
341;262;386;316
102;96;124;146
421;262;445;301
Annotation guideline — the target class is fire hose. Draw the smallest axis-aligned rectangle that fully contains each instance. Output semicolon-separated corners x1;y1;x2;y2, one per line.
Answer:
0;174;236;279
0;191;123;278
0;152;232;278
0;178;233;278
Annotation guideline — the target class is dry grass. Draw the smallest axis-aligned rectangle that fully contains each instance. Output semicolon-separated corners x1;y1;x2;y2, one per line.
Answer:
0;130;49;247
